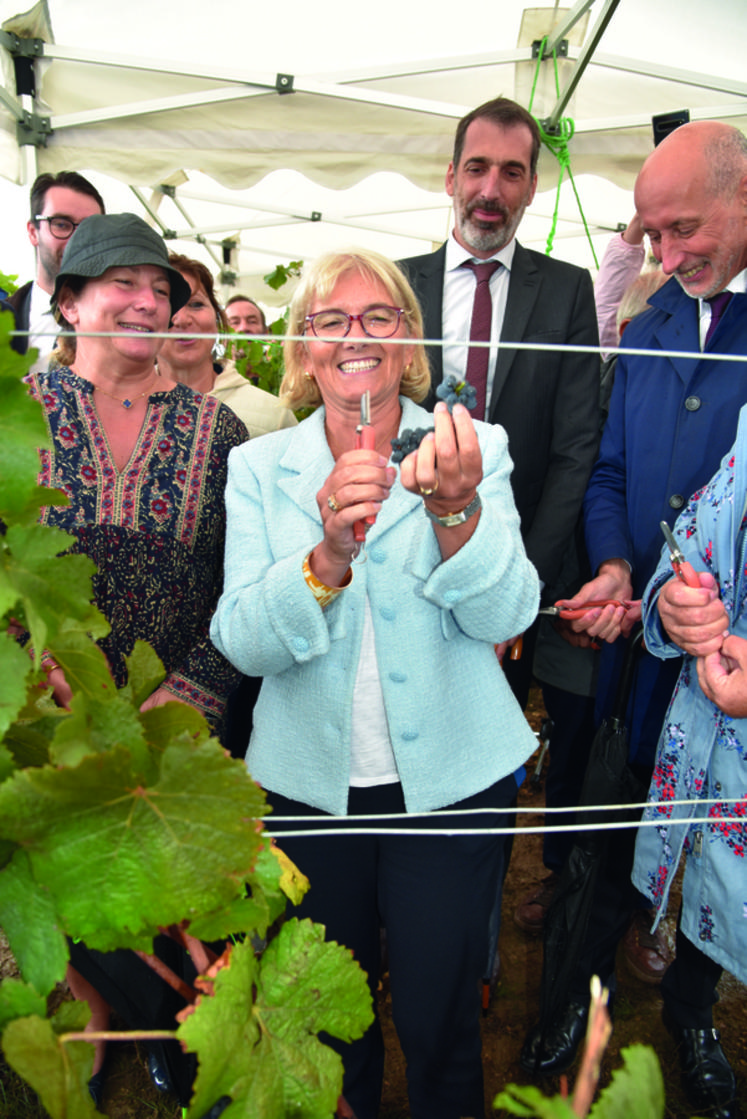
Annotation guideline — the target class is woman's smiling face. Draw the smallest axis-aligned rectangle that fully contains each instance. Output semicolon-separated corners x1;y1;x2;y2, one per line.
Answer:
59;264;172;367
159;272;218;372
303;270;413;417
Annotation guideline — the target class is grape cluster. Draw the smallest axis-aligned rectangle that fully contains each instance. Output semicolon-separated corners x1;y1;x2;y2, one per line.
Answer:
436;375;477;412
390;427;434;463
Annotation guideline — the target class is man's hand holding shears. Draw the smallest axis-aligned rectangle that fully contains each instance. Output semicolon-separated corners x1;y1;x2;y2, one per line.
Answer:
541;558;639;647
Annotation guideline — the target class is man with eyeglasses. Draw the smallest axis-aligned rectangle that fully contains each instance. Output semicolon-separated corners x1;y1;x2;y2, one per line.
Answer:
10;171;104;370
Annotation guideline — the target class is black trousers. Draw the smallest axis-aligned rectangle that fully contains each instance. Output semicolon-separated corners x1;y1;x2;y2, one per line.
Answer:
539;683;596;873
267;776;516;1119
566;791;723;1028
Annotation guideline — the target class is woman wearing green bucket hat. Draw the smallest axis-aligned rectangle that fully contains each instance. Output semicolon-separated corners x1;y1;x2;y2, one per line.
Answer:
25;212;249;1109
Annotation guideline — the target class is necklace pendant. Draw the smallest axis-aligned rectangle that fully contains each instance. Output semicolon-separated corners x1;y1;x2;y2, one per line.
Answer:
122;398;133;409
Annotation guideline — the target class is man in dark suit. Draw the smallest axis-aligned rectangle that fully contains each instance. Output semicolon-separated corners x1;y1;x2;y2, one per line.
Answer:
399;97;600;706
10;171;104;367
521;120;747;1119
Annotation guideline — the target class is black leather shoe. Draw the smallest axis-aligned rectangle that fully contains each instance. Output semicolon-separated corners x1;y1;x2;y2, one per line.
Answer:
664;1010;740;1118
87;1068;106;1111
147;1049;175;1095
519;1000;588;1075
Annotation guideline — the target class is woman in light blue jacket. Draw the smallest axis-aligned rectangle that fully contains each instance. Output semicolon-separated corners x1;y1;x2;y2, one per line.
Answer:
211;248;539;1119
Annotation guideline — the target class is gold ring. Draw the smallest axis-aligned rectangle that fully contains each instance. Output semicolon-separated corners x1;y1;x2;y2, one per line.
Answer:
419;484;437;496
327;493;342;513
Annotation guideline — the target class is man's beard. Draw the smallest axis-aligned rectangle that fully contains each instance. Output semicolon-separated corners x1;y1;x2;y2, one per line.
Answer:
456;200;514;255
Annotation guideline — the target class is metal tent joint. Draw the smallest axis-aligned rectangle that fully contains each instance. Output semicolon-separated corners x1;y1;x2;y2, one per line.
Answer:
532;38;568;59
276;73;294;94
16;109;51;147
0;30;44;58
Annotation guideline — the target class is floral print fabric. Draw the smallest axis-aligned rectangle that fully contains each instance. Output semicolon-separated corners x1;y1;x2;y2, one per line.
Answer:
27;365;248;727
634;407;747;982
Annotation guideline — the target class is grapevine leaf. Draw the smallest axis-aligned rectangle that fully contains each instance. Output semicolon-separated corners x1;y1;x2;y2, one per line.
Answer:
0;636;34;741
3;710;57;770
0;740;267;950
0;742;15;785
589;1044;665;1119
50;686;153;775
0;850;68;995
121;640;167;708
1;1007;98;1119
246;840;309;928
48;626;116;699
139;693;213;753
493;1083;578;1117
180;921;373;1119
0;978;47;1033
0;324;48;522
187;893;270;943
2;522;107;658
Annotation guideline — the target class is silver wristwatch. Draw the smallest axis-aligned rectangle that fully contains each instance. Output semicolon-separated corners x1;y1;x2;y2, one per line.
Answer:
423;493;481;527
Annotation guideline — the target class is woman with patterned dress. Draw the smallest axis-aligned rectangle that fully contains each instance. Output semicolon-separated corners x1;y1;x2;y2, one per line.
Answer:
633;403;747;1118
28;212;247;1108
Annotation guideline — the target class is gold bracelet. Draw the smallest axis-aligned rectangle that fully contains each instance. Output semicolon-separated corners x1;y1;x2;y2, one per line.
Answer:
302;554;352;608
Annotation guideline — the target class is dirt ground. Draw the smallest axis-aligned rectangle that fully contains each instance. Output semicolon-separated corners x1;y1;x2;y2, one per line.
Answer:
2;688;747;1118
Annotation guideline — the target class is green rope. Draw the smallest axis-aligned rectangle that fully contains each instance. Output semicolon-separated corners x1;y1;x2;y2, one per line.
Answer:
526;36;599;268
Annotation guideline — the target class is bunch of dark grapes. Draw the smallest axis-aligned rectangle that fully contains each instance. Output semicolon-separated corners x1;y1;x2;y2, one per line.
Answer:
390;427;434;463
435;375;477;411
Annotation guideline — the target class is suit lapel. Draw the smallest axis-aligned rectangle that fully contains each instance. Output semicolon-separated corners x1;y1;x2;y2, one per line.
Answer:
489;243;539;414
276;409;333;525
411;245;446;386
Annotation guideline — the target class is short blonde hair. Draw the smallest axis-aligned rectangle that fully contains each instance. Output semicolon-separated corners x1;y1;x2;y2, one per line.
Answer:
281;248;431;410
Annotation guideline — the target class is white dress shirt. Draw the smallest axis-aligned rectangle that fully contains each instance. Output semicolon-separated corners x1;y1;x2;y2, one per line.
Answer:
441;233;517;420
27;281;57;374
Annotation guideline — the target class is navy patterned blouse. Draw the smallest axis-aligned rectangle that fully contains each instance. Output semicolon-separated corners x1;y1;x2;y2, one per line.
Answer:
26;365;248;728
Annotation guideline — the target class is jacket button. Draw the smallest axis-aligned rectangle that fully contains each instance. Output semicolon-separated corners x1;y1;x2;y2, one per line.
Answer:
669;494;685;509
685;395;701;411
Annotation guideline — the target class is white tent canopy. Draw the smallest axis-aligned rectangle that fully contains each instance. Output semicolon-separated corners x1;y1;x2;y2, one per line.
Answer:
0;0;745;301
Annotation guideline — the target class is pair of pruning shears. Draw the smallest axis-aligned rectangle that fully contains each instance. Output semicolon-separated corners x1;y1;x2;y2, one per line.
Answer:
538;599;634;619
353;390;376;543
660;520;701;588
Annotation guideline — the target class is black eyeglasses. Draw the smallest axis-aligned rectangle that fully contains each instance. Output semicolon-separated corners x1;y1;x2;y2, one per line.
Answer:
34;215;83;240
305;305;405;339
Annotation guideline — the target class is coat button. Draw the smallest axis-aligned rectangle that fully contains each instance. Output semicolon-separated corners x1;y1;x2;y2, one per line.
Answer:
669;494;685;509
685;395;701;411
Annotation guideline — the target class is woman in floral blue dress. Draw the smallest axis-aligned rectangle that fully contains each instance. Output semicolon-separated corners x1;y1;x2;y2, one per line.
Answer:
634;402;747;1118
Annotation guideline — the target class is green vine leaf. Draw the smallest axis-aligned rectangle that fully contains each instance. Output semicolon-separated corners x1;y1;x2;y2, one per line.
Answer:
0;739;267;951
0;636;32;742
0;850;69;995
179;919;374;1119
0;979;46;1033
0;320;48;522
121;639;167;709
2;522;107;661
493;1083;578;1117
1;1002;98;1119
589;1044;665;1119
50;687;151;772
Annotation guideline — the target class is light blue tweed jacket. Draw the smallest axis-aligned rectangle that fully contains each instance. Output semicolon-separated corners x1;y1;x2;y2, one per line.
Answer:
211;397;540;815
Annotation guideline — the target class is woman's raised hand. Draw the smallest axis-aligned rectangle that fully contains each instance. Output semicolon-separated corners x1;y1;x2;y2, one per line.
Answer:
400;401;482;513
312;450;396;584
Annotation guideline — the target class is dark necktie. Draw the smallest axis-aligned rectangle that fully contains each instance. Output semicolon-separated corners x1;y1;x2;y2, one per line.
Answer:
704;291;733;347
461;259;501;420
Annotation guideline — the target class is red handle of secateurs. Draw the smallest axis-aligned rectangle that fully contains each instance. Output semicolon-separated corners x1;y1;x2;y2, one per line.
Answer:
353;424;377;542
674;558;701;589
555;598;632;620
